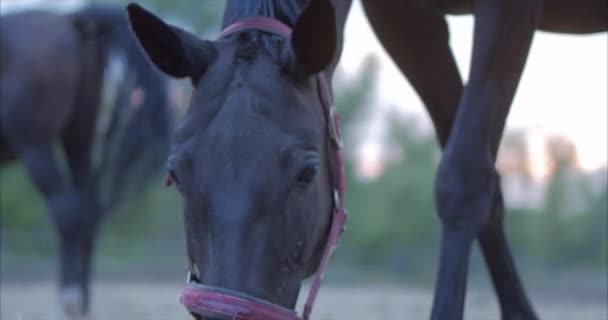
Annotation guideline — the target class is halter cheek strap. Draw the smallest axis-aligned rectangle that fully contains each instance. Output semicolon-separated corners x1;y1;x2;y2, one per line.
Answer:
180;17;347;320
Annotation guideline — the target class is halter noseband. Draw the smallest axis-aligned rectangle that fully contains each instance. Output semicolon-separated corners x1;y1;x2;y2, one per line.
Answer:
180;17;347;320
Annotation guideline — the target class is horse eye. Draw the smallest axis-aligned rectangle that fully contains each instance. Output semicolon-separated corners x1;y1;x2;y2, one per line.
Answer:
297;164;318;184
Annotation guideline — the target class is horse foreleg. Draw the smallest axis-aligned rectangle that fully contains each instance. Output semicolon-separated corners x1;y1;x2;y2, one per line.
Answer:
479;179;538;319
14;143;98;319
361;0;462;148
433;0;542;319
363;1;540;318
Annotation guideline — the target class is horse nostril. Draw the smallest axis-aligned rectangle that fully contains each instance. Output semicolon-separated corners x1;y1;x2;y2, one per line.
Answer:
292;241;304;259
285;241;305;272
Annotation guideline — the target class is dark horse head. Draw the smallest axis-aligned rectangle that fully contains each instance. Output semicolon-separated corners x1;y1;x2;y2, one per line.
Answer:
127;0;348;318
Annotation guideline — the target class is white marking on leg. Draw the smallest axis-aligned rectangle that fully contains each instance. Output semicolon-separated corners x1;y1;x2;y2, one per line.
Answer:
59;285;87;320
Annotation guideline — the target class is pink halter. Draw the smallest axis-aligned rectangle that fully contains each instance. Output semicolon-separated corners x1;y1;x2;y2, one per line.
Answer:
179;17;347;320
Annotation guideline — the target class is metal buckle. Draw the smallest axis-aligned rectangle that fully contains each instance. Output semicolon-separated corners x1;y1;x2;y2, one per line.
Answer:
333;189;340;207
328;106;343;149
186;262;201;284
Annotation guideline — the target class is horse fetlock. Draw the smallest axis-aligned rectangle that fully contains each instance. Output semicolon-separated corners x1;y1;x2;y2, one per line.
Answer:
59;285;87;320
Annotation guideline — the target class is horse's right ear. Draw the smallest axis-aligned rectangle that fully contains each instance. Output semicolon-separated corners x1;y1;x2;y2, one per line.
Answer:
126;3;215;84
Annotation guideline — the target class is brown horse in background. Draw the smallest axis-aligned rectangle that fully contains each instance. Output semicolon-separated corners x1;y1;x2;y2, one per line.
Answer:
1;5;171;319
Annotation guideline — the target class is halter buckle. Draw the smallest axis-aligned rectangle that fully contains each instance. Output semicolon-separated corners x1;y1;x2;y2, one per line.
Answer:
328;106;343;149
333;189;340;207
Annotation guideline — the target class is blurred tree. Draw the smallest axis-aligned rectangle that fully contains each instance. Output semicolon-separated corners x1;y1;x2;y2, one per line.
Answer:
541;136;580;261
499;130;533;180
512;135;607;268
0;164;46;230
587;186;608;266
333;55;440;275
89;0;224;35
333;55;378;127
546;135;578;173
341;112;440;275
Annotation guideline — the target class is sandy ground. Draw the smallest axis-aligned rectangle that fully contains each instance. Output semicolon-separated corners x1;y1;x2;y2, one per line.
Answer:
1;281;606;320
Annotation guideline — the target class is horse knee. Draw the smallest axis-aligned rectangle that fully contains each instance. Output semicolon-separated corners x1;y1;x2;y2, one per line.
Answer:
435;152;497;231
49;190;99;237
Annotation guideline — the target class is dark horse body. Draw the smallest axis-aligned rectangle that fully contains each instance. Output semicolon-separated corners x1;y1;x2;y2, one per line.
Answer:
127;0;606;319
1;5;171;318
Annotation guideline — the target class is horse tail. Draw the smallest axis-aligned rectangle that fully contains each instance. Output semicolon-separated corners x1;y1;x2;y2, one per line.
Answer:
70;5;173;213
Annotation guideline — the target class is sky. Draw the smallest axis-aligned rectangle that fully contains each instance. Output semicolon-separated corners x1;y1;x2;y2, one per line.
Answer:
2;0;606;175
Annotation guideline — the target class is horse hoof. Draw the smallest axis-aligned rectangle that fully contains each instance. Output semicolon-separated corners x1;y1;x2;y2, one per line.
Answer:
59;286;87;320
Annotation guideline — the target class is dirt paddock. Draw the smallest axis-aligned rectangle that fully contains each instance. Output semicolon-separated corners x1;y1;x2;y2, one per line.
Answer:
1;281;606;320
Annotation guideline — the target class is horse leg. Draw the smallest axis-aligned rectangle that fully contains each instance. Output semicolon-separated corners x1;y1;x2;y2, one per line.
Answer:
432;0;542;318
61;121;103;316
62;121;95;190
361;0;462;147
14;143;97;319
361;1;540;318
479;179;538;319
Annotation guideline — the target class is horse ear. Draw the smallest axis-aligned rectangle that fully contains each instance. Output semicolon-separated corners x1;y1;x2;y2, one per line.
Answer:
290;0;336;74
126;3;214;83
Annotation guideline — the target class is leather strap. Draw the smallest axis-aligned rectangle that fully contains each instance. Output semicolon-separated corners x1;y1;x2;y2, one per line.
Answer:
218;17;292;39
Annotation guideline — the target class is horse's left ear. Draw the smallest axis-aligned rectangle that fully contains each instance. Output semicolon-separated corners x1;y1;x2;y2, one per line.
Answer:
289;0;336;74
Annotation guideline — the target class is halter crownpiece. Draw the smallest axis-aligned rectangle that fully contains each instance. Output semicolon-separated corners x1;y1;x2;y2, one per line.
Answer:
180;17;347;320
